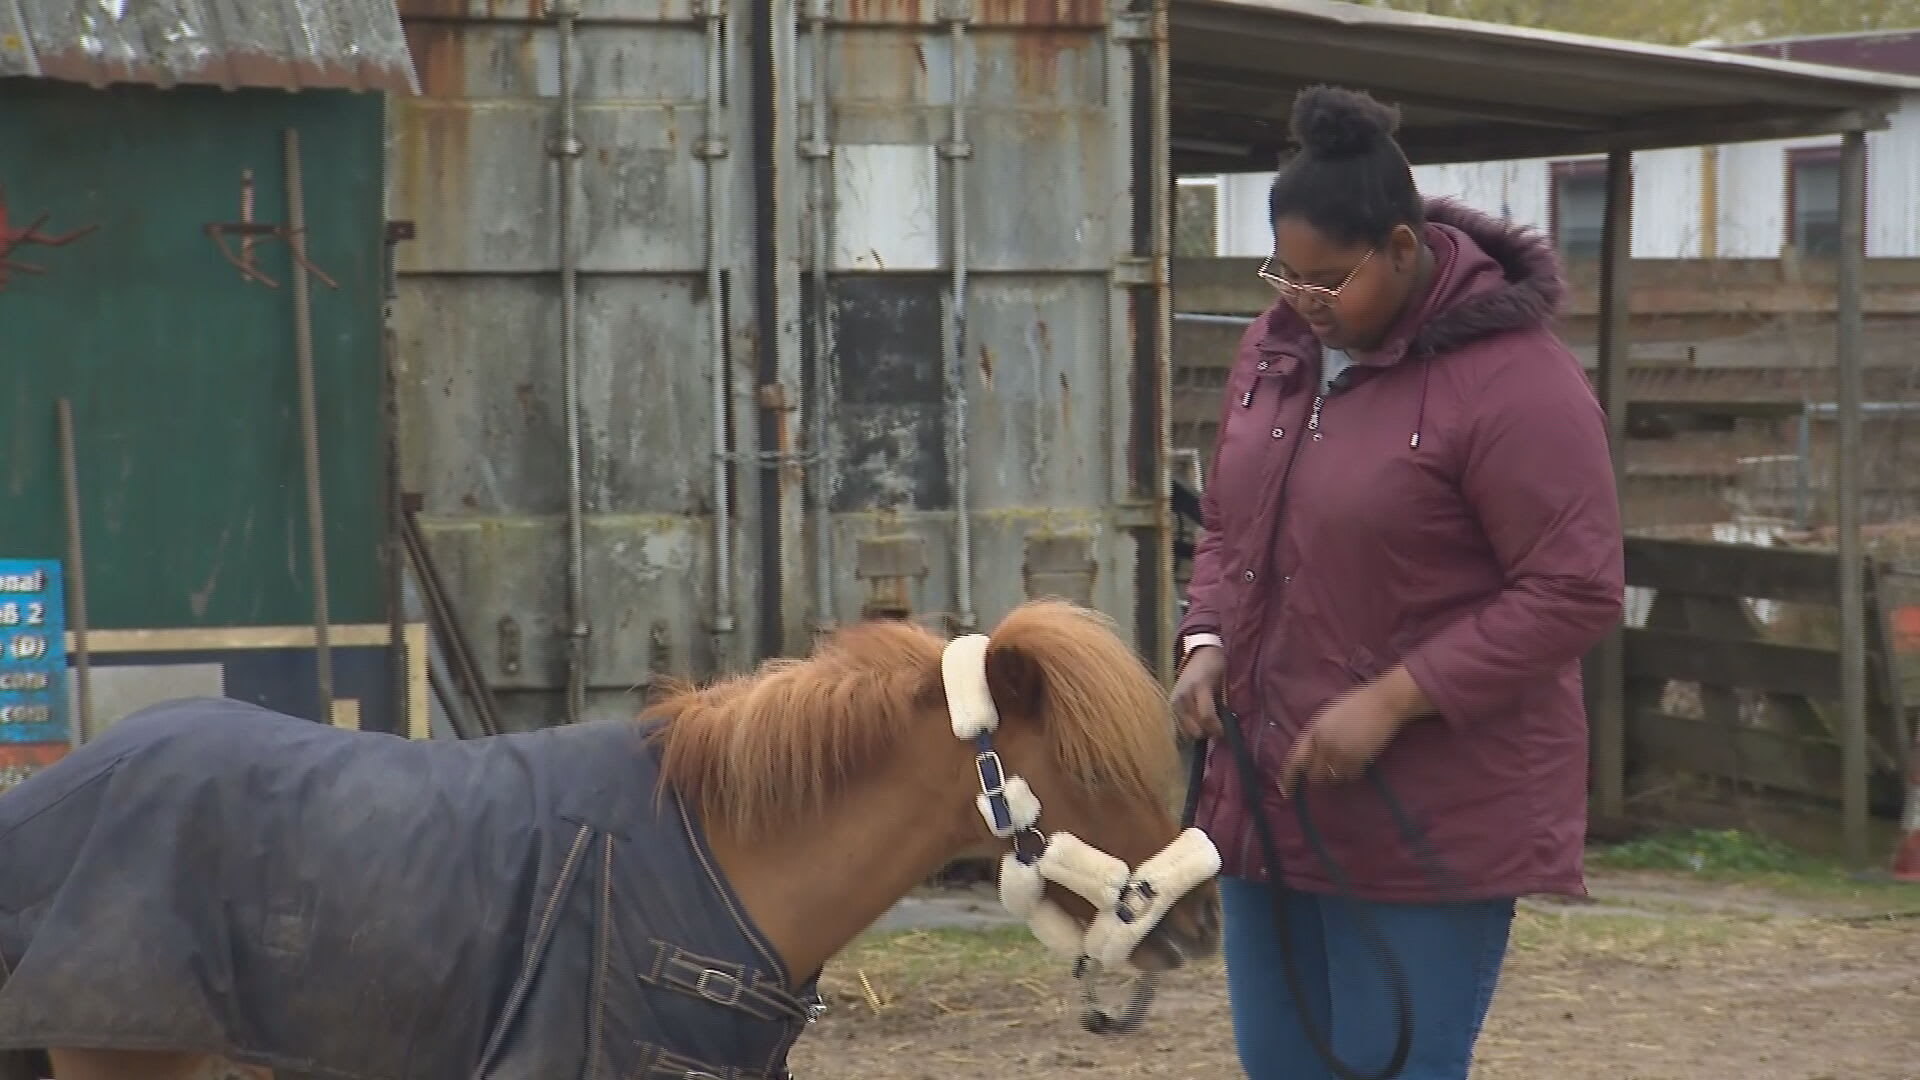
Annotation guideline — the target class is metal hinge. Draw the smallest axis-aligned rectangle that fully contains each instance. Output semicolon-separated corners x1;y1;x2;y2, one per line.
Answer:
697;137;729;160
1111;256;1164;288
1111;501;1160;529
940;0;974;25
692;0;725;19
798;0;832;20
1111;12;1155;42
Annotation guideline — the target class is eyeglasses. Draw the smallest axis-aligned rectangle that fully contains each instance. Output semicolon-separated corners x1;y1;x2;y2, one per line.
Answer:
1257;248;1375;312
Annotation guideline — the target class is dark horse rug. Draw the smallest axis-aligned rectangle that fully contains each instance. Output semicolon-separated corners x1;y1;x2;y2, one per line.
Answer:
0;697;822;1080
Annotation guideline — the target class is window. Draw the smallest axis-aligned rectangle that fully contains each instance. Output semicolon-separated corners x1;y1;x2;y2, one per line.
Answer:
1175;177;1220;258
1549;160;1608;261
1788;147;1842;257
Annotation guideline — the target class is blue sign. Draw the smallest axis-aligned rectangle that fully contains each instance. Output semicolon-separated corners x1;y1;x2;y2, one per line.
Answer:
0;559;69;744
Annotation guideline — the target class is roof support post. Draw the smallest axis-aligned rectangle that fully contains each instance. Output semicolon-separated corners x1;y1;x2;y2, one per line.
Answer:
1589;148;1632;826
1836;127;1868;866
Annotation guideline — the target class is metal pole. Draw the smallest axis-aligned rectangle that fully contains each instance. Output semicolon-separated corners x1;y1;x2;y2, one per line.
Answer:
1795;402;1813;529
942;0;976;633
803;0;837;635
554;0;589;723
702;0;738;656
284;127;334;722
1590;148;1632;824
1836;128;1868;866
1148;0;1177;682
383;219;410;735
55;398;92;744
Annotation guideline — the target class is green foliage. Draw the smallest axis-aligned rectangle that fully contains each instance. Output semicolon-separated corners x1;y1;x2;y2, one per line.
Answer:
1590;827;1824;874
1369;0;1920;46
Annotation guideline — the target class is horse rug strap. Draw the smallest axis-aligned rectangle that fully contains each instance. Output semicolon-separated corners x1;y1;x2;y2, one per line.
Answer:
0;698;822;1080
942;635;1221;974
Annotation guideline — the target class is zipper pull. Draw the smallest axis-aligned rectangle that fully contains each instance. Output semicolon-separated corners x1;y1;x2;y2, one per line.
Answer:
1241;388;1254;409
1307;394;1324;436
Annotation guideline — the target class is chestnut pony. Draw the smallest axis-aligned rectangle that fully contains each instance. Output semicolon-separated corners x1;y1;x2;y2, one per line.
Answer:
29;599;1221;1080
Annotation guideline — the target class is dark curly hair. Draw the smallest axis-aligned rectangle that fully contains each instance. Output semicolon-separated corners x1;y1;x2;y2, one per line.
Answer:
1267;85;1423;247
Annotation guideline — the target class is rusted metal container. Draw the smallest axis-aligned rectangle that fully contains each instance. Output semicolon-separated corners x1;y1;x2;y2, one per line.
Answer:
390;0;1173;729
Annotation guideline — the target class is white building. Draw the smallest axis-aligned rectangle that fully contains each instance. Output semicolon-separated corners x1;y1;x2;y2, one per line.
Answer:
1193;30;1920;263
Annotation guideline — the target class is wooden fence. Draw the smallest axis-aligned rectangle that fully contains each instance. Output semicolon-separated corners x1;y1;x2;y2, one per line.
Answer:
1617;537;1911;819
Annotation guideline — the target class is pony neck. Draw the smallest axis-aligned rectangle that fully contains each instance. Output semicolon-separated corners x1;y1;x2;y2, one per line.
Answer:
699;713;980;987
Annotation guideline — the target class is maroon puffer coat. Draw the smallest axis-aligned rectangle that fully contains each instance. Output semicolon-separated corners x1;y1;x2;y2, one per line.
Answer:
1180;199;1625;902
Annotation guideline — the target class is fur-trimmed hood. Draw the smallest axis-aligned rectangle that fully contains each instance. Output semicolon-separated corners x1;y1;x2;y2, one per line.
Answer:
1409;198;1565;359
1252;196;1566;371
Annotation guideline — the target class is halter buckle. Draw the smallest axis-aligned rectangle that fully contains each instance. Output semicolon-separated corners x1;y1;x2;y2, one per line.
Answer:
974;747;1007;797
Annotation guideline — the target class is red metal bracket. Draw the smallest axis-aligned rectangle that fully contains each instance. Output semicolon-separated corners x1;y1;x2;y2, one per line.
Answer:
0;185;98;292
204;222;340;291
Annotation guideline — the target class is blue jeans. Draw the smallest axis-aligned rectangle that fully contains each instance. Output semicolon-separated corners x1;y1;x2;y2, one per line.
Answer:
1219;875;1515;1080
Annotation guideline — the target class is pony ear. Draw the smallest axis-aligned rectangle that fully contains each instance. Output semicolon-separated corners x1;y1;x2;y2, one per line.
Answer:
984;641;1046;727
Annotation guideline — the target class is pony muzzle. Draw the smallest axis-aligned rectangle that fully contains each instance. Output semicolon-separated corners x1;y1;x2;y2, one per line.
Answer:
998;827;1220;973
942;632;1221;974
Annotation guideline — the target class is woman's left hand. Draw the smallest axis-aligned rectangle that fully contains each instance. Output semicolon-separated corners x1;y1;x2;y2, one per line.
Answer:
1279;666;1431;796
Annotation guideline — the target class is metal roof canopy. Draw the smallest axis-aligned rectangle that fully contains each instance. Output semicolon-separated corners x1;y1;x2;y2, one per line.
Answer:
0;0;417;95
1170;0;1920;173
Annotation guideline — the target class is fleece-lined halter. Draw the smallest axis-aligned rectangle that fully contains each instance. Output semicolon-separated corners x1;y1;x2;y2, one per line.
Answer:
940;635;1220;1001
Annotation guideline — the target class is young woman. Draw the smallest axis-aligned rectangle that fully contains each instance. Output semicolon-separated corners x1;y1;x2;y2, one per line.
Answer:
1170;85;1624;1080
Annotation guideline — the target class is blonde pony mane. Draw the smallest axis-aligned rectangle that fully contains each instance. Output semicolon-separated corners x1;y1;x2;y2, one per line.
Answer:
645;600;1180;842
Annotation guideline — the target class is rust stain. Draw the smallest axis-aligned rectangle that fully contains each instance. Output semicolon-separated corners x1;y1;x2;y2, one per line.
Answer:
846;0;929;24
395;0;476;19
978;345;995;388
977;0;1105;25
403;23;466;98
1008;30;1079;97
515;381;539;423
1059;371;1071;429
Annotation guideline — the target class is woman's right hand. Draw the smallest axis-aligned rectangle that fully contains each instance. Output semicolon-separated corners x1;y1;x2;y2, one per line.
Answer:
1171;645;1226;741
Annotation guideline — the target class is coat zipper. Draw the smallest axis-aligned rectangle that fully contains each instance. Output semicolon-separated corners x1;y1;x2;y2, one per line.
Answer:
1235;387;1319;879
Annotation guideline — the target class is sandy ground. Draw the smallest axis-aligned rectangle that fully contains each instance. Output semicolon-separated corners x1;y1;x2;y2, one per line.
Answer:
790;869;1920;1080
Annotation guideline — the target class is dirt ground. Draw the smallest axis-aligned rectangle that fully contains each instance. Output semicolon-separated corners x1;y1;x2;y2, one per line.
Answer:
790;868;1920;1080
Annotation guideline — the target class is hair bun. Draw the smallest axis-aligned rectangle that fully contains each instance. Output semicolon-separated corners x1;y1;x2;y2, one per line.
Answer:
1288;85;1401;160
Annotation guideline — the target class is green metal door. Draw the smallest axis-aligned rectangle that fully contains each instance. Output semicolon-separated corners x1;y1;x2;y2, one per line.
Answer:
0;79;387;631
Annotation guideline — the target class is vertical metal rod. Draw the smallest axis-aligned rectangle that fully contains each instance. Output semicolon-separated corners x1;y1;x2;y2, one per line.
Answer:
383;238;407;736
554;0;589;723
284;127;334;721
703;0;738;651
942;0;976;632
382;89;410;735
55;398;92;744
1795;402;1813;529
1837;128;1868;866
803;0;837;634
1589;148;1632;824
1147;0;1176;681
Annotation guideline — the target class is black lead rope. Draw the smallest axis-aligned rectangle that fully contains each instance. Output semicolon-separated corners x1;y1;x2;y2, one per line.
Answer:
1191;695;1470;1080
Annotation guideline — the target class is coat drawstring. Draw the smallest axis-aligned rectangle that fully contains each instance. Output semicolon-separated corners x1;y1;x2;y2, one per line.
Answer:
1409;357;1432;450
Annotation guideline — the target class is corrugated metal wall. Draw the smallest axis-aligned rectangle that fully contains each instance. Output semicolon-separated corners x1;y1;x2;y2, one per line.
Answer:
389;1;1170;729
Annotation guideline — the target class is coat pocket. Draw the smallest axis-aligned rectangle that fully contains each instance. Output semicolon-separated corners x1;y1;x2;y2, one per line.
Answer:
1342;643;1385;685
